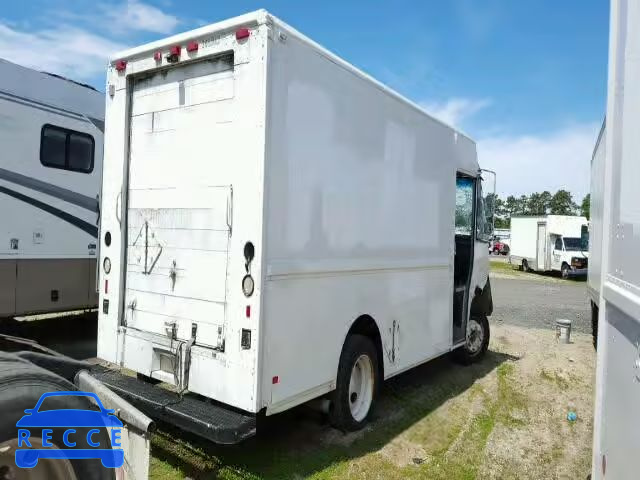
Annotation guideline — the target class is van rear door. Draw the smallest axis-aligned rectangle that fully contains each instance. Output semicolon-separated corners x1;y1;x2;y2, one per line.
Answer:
123;55;235;349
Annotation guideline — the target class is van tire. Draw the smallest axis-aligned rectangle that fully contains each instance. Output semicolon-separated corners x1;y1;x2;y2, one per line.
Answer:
453;315;490;365
329;335;379;432
0;354;113;480
561;263;570;279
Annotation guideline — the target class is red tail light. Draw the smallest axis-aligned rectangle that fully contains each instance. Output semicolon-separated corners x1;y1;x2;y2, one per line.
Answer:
187;41;199;52
236;28;250;40
114;60;127;72
246;305;251;318
104;279;109;294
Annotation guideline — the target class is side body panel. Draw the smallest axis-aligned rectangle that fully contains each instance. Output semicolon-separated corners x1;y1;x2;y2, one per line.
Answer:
261;20;480;413
593;1;640;478
588;123;605;304
509;216;545;266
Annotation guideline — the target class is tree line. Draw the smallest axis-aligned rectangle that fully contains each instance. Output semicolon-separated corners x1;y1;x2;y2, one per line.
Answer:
491;190;590;229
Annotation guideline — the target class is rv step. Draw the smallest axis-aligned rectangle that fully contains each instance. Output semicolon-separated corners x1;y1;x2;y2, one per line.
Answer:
92;367;256;445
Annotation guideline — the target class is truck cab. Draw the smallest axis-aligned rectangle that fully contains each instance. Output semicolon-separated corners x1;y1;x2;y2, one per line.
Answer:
550;234;589;278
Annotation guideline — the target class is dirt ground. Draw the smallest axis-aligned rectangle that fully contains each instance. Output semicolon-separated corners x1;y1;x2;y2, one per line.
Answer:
148;321;595;480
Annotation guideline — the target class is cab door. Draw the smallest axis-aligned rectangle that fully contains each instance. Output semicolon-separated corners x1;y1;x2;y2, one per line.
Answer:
551;237;564;270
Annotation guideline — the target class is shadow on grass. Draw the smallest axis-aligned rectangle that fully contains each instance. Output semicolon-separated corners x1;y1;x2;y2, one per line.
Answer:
151;349;519;479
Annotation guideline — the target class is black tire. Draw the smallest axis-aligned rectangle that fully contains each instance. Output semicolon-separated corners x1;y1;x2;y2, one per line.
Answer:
561;263;570;279
0;353;114;480
591;301;599;350
522;259;529;272
329;335;379;432
453;315;490;365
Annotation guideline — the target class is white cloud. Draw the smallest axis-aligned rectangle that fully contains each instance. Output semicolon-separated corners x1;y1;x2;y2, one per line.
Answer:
105;0;180;34
478;123;599;200
421;97;491;128
0;1;181;81
0;23;127;79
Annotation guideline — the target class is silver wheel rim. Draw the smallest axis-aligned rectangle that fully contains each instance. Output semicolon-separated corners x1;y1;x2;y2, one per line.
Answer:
0;437;77;480
348;354;374;422
466;318;484;354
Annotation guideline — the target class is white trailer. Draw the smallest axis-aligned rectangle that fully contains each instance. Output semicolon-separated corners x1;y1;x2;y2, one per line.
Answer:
96;10;495;442
588;121;605;348
509;215;588;278
0;59;103;317
591;0;640;477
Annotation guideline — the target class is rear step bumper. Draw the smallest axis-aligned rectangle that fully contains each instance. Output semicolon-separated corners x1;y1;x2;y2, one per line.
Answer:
92;368;256;445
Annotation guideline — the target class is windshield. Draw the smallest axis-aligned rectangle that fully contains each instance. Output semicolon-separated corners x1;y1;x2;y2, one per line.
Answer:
563;237;585;251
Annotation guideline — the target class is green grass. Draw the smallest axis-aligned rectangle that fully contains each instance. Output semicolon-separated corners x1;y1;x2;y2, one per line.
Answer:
148;356;530;480
489;260;519;273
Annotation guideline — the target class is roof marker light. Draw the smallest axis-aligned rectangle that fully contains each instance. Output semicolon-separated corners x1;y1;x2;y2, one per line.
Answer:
153;51;162;62
236;28;250;40
187;41;199;53
114;60;127;72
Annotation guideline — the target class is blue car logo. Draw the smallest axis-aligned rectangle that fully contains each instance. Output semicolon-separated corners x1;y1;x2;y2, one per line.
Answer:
15;391;124;469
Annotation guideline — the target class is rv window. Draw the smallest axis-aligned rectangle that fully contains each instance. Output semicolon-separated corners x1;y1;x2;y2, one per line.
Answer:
40;127;66;168
40;125;94;173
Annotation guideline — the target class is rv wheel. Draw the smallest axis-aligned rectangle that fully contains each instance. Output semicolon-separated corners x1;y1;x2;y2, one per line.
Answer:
329;335;379;431
454;315;490;365
561;263;570;279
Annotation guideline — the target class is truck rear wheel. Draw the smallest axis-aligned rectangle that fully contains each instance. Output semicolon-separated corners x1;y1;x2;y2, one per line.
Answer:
0;354;113;480
453;315;490;365
329;335;379;432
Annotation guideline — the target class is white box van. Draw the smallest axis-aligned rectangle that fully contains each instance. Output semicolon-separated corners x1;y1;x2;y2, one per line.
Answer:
96;10;495;443
510;215;589;278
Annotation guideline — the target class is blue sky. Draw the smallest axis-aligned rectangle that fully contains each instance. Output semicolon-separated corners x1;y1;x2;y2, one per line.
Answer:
0;1;609;199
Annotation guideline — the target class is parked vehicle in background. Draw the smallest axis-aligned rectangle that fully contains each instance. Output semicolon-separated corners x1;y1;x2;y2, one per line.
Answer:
588;120;605;348
592;1;640;477
509;215;588;278
96;10;496;443
0;59;103;317
491;237;510;255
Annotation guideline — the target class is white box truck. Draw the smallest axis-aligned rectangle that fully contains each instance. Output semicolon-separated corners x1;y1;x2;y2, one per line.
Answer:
95;10;496;443
509;215;589;278
591;0;640;477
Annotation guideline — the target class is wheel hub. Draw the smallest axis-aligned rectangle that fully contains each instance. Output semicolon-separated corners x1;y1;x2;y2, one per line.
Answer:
348;354;374;422
0;438;77;480
466;319;484;354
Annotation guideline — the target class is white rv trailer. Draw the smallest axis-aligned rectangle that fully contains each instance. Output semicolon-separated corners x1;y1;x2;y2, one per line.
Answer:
0;59;103;317
588;121;605;348
96;10;495;442
509;215;589;278
591;0;640;478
